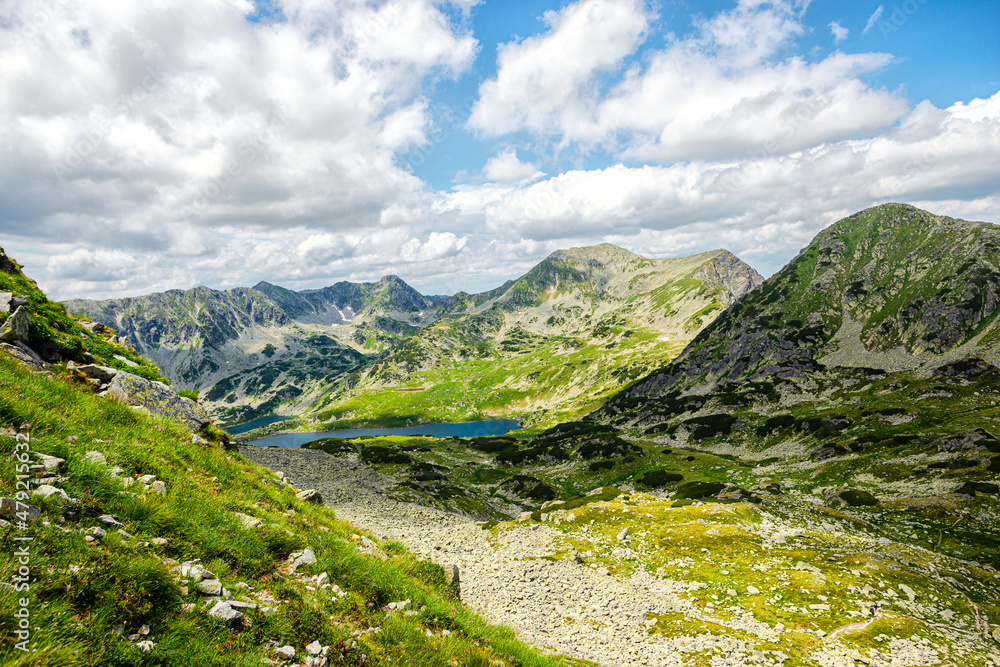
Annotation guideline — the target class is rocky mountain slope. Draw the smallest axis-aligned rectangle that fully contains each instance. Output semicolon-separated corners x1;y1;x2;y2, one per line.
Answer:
67;244;763;428
64;276;440;425
308;244;763;428
616;203;1000;400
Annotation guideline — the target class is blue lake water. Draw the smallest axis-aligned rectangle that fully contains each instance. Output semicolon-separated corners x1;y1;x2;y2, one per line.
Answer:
246;418;521;448
226;415;292;435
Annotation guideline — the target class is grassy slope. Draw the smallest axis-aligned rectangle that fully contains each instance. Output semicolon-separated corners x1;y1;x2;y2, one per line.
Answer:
0;257;164;383
0;355;587;667
311;327;689;430
307;252;745;430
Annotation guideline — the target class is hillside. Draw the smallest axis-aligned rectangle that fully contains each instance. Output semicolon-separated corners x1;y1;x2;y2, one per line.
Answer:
64;276;439;425
307;245;763;428
0;250;579;667
616;203;1000;399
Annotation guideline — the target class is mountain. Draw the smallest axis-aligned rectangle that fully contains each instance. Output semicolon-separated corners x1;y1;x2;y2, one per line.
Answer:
588;204;1000;500
64;276;440;424
309;244;763;427
611;203;1000;402
65;244;762;428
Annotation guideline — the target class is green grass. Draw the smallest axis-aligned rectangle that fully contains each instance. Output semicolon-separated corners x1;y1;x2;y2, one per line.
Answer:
0;354;588;667
310;328;688;430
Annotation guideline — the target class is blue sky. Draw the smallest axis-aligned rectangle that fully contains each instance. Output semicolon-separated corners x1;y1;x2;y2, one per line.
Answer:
0;0;998;300
413;0;999;190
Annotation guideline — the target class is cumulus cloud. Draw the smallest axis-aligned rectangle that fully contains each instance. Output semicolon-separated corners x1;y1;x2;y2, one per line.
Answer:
483;149;543;184
448;91;1000;276
467;0;650;143
829;20;849;43
467;0;907;163
0;0;477;297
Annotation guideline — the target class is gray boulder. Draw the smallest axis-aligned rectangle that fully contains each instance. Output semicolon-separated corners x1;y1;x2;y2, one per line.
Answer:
34;484;71;503
207;601;243;623
0;292;11;313
296;489;322;504
289;547;317;572
105;371;210;431
0;497;41;524
76;365;118;384
0;306;30;343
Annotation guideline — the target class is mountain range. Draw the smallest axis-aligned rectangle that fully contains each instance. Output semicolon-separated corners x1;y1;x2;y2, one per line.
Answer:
66;243;763;426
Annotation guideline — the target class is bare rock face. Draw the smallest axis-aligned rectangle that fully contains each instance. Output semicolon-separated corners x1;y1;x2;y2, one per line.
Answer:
105;371;210;431
0;247;21;276
0;306;31;343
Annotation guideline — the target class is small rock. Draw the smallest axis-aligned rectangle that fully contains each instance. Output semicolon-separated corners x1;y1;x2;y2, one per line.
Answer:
151;538;167;546
289;547;317;572
305;640;325;655
207;600;243;623
150;481;167;495
34;484;71;503
747;585;760;595
75;365;118;384
83;451;107;465
86;526;107;540
0;306;31;342
235;512;262;529
138;474;157;485
99;514;123;527
274;645;296;659
197;579;224;596
0;497;41;524
617;528;630;541
899;584;917;601
315;572;329;587
35;454;66;471
296;489;323;504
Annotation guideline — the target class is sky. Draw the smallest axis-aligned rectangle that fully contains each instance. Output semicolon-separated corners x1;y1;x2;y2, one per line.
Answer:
1;0;998;301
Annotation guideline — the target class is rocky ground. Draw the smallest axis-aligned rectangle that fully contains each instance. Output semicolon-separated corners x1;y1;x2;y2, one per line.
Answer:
239;445;1000;667
239;445;690;666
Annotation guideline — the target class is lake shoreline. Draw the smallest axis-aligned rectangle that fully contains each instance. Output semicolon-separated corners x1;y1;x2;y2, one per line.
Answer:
243;417;523;448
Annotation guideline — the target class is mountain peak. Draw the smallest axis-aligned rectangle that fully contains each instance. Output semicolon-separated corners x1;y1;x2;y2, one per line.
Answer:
547;242;642;265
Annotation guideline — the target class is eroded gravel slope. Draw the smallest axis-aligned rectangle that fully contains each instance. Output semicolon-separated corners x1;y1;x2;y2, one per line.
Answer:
239;445;695;666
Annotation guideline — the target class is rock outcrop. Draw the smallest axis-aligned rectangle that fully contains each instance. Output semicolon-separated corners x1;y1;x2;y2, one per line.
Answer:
104;370;211;431
1;306;31;342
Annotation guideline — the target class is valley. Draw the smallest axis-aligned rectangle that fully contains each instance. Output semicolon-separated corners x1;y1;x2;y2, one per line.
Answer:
2;203;999;666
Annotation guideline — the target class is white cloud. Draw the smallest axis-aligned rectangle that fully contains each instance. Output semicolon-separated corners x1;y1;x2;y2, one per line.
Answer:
829;21;849;43
483;149;542;184
467;0;650;143
470;0;907;163
0;0;478;297
0;0;997;306
863;5;884;34
400;232;468;262
457;91;1000;276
